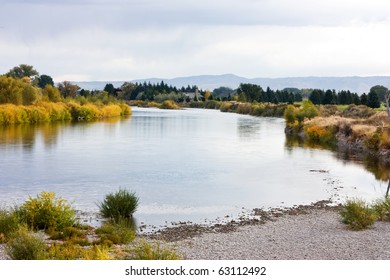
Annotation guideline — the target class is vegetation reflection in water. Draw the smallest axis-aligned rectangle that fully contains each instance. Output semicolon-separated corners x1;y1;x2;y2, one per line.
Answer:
285;134;390;197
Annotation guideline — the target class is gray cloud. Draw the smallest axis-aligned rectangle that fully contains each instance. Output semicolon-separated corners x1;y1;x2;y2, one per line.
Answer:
1;0;390;80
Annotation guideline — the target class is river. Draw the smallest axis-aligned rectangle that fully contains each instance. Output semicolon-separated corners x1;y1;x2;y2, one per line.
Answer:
0;107;388;228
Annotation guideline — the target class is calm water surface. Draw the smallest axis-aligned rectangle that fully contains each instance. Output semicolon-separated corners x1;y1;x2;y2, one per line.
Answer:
0;107;388;227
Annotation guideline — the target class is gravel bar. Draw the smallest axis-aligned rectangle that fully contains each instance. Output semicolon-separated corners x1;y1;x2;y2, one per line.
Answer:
170;209;390;260
1;208;390;260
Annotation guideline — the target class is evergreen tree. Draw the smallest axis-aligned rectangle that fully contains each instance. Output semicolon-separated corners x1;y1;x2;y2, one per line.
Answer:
37;74;54;89
309;89;323;105
360;93;368;105
367;90;381;108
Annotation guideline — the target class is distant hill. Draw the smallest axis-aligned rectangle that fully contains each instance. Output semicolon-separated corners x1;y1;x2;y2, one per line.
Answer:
73;74;390;94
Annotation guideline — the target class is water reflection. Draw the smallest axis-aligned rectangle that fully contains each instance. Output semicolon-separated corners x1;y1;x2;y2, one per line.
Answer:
237;118;261;139
285;134;390;182
0;116;128;152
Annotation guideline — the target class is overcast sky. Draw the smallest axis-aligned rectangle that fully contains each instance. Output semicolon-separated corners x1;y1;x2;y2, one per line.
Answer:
1;0;390;82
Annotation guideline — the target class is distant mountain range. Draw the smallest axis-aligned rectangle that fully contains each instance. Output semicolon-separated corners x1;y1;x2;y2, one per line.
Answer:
73;74;390;94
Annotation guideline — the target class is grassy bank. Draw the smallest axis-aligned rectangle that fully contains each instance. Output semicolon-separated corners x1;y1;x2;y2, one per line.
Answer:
0;191;179;260
284;103;390;164
129;99;288;117
0;101;131;125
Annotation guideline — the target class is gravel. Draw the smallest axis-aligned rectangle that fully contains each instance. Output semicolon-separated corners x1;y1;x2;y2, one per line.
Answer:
1;208;390;260
171;209;390;260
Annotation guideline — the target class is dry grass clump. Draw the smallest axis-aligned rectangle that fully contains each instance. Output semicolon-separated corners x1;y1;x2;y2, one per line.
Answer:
366;111;389;126
339;105;375;119
350;125;377;139
340;199;377;230
159;100;180;109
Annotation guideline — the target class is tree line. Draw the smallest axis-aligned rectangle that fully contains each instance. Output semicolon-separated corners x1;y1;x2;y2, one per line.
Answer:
2;64;389;112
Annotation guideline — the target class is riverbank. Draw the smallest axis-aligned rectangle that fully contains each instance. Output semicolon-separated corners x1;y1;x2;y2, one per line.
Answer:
1;202;389;260
138;200;390;260
169;208;390;260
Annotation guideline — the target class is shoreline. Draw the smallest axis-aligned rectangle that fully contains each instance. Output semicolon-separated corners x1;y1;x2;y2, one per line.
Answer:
169;207;390;260
2;201;390;260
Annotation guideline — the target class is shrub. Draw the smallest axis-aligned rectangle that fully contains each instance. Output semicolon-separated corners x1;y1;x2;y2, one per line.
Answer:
236;103;252;115
98;189;139;221
95;222;136;245
219;102;233;112
319;105;339;117
5;227;48;260
129;241;180;260
47;242;82;260
0;208;22;242
379;129;390;149
81;245;111;260
251;103;265;116
364;131;381;151
304;124;336;145
19;191;75;232
24;106;50;123
284;105;297;125
373;197;390;221
100;104;122;118
203;100;220;109
119;103;132;115
296;100;319;122
49;226;87;241
340;199;377;230
339;105;375;119
159;100;180;110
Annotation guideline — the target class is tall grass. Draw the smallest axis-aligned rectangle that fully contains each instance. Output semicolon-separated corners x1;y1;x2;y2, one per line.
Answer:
340;199;377;230
129;241;180;260
5;227;48;260
98;189;139;222
159;100;180;109
0;208;22;243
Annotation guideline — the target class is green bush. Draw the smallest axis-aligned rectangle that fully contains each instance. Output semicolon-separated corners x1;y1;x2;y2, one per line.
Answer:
5;227;48;260
0;208;22;242
95;222;136;245
373;197;390;221
219;101;233;112
340;199;377;230
98;189;139;221
159;100;180;110
49;226;87;241
47;243;111;260
129;241;180;260
19;191;75;232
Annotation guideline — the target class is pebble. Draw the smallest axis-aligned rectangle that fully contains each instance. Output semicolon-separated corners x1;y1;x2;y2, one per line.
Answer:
171;209;390;260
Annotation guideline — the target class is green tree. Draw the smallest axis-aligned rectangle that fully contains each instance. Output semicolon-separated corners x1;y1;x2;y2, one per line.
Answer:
322;90;336;105
42;85;62;102
0;76;38;105
309;89;323;105
0;76;23;104
57;81;80;98
237;83;263;103
22;84;39;105
37;75;54;89
212;87;234;98
104;83;115;95
120;82;137;100
370;85;388;102
360;93;368;105
367;89;381;108
6;64;39;80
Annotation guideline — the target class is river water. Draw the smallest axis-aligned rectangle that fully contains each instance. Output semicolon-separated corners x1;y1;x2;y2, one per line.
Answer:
0;107;388;228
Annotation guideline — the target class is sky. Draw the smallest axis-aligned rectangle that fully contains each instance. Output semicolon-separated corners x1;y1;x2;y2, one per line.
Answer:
1;0;390;82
